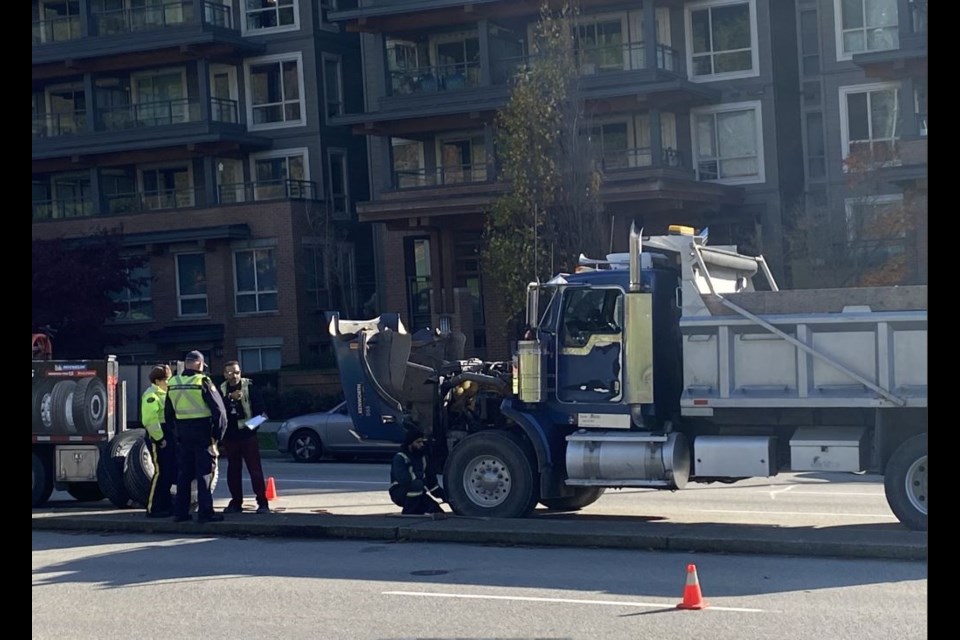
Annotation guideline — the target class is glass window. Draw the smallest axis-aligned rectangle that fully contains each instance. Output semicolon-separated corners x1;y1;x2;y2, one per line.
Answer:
239;346;282;373
253;151;306;200
690;1;755;78
176;253;207;316
245;0;297;32
844;196;907;268
693;103;762;182
327;150;348;215
248;57;303;126
112;263;153;322
323;57;343;119
305;246;328;310
235;248;278;313
588;122;630;169
842;84;900;164
392;138;425;188
141;164;192;210
838;0;899;57
805;112;826;180
800;9;820;76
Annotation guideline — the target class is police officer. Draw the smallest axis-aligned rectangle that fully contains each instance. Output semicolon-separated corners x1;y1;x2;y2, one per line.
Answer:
141;364;176;518
165;350;227;523
389;427;445;515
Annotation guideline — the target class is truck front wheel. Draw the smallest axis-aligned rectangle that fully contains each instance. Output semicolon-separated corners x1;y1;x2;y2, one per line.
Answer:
883;433;927;531
444;431;538;518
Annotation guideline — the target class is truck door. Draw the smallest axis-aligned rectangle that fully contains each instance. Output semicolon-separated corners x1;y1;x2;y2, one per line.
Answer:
556;287;624;403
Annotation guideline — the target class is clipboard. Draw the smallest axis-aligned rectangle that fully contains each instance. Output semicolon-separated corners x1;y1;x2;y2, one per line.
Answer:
244;415;267;431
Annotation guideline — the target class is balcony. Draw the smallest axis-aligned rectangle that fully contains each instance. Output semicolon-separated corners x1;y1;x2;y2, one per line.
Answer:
32;179;318;223
33;1;260;80
394;163;491;189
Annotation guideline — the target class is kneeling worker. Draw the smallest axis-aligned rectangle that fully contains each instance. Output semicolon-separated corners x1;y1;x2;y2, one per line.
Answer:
389;427;445;515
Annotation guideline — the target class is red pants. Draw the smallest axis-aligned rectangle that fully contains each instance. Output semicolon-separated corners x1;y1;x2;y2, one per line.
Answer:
221;436;267;507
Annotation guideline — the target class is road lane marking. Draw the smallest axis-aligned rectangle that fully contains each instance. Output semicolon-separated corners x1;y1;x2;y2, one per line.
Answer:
698;508;895;519
383;590;765;612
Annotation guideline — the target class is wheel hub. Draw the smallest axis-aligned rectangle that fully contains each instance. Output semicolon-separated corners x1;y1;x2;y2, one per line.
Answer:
464;456;512;506
906;455;928;515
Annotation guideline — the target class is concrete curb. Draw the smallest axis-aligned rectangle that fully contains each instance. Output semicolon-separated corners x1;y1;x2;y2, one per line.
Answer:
31;509;927;561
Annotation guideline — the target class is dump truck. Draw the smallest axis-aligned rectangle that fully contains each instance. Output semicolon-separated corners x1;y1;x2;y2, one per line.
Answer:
327;225;927;531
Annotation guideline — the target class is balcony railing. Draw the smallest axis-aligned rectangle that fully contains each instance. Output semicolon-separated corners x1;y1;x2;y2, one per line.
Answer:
96;1;194;35
218;179;317;204
33;98;238;138
98;98;202;130
32;15;82;45
597;147;684;171
32;196;94;222
494;42;680;84
393;164;490;189
33;111;87;137
389;60;482;96
33;179;318;222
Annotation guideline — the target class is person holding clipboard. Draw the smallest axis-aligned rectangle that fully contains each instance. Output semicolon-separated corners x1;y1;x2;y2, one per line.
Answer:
219;360;271;514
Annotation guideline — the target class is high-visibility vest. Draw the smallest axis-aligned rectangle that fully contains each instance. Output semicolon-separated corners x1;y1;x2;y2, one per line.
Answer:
167;373;212;420
140;383;166;441
220;378;253;428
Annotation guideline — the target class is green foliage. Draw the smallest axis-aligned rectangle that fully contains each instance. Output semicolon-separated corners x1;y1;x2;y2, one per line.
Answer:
483;1;606;332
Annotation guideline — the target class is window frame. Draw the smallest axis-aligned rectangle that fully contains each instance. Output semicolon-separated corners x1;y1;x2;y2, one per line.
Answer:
175;251;209;318
690;100;765;185
244;53;306;131
249;147;310;200
322;54;344;121
238;344;283;373
233;246;280;315
833;0;900;61
685;0;759;82
838;81;901;166
241;0;300;36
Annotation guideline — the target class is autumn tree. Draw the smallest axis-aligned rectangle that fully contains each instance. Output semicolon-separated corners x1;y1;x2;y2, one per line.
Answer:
784;144;923;288
482;0;605;333
32;228;147;358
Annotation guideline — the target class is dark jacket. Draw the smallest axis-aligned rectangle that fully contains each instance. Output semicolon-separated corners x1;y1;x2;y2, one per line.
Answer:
221;377;265;441
164;367;228;443
390;448;440;498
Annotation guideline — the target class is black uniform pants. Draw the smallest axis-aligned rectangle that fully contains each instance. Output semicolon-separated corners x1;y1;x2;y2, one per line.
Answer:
147;424;177;515
389;485;443;515
175;425;218;518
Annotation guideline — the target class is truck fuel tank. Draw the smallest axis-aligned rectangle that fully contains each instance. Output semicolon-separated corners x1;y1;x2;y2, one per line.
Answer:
565;430;689;488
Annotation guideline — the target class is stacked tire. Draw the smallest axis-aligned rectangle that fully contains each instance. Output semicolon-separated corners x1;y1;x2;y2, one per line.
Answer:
32;376;108;435
119;434;216;510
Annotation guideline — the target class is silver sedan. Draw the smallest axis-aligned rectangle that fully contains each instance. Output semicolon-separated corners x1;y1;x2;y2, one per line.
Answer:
275;402;400;463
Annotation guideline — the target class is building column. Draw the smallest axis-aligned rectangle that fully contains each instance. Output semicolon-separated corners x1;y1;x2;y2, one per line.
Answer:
484;123;496;180
478;18;491;85
676;110;693;172
193;0;204;26
79;0;93;37
83;73;96;133
203;157;218;206
643;0;657;71
88;167;102;217
898;77;917;137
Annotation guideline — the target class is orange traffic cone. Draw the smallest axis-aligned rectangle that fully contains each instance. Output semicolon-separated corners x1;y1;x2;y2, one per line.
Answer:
676;564;709;610
265;476;277;501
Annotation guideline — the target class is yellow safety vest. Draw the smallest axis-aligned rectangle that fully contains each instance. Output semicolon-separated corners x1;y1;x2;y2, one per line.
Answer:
220;378;253;428
167;373;212;420
140;383;166;441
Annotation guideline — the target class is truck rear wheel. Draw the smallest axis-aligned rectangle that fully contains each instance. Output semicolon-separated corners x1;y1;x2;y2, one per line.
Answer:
883;433;927;531
444;431;538;518
539;487;606;512
96;429;144;508
32;452;53;507
66;482;105;502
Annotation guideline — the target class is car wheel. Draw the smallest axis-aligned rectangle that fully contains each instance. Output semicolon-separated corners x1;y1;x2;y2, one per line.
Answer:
290;428;322;463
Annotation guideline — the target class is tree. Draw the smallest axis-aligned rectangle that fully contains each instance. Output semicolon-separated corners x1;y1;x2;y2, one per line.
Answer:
32;228;147;358
482;0;606;334
784;144;923;288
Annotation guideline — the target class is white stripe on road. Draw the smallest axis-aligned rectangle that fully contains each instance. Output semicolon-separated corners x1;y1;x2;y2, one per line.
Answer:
699;508;895;519
383;590;765;613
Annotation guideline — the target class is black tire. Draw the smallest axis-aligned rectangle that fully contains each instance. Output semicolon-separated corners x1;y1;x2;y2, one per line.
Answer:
96;429;145;508
32;379;58;432
883;433;928;531
32;452;53;508
50;380;78;434
539;487;607;512
123;438;155;507
72;377;108;434
66;482;105;502
290;429;323;463
444;431;538;518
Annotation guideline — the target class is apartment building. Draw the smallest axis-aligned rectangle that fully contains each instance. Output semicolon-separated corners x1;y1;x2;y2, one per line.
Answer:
32;0;372;372
792;0;927;287
329;0;804;359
